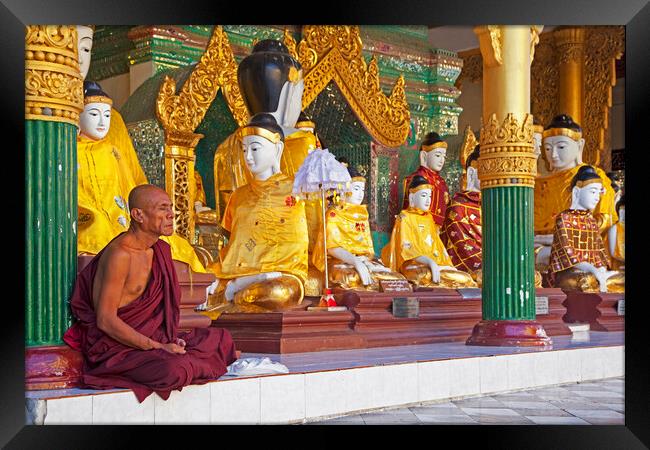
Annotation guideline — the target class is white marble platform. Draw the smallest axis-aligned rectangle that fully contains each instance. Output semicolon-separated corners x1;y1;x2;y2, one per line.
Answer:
25;331;624;425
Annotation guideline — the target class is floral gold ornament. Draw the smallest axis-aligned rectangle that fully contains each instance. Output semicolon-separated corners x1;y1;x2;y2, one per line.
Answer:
25;25;84;126
156;25;248;241
294;25;410;148
478;113;537;189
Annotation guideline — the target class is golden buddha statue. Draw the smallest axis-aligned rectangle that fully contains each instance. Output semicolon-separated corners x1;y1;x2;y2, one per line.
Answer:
381;175;477;289
212;39;323;295
548;166;624;293
312;161;406;291
76;81;206;273
534;115;618;268
201;113;309;318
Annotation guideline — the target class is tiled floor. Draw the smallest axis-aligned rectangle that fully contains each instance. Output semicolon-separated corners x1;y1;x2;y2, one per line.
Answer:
310;377;624;425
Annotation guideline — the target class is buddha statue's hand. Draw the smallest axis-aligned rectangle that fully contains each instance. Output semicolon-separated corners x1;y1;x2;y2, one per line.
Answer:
194;201;212;213
428;262;443;283
366;261;391;273
534;234;554;246
352;257;373;285
439;265;458;272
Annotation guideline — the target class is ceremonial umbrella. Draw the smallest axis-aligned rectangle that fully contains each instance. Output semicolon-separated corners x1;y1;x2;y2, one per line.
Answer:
293;149;351;306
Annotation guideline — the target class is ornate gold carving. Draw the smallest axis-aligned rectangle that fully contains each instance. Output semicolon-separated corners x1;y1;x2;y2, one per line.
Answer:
296;26;410;147
583;26;624;168
478;113;537;188
530;26;543;63
460;125;478;169
25;25;83;126
531;37;559;131
156;25;248;139
456;49;482;88
283;29;298;60
164;154;193;241
487;26;503;65
156;26;248;243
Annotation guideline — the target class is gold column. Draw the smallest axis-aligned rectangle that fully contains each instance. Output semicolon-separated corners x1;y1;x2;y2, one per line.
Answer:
467;26;551;347
554;27;586;126
162;132;202;243
474;25;542;188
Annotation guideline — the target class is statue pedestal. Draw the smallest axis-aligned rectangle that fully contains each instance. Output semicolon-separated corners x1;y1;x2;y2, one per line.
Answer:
173;261;214;330
212;309;365;353
25;345;84;390
338;288;483;347
562;291;625;332
533;288;572;336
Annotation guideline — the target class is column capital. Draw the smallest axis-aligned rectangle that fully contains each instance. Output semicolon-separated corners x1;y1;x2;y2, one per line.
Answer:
554;27;587;64
478;113;537;188
25;25;84;126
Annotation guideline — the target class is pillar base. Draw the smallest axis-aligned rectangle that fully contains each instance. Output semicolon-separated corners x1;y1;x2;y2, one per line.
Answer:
466;320;552;347
26;345;84;390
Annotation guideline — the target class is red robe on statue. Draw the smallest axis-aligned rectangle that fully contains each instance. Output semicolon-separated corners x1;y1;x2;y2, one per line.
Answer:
63;239;237;403
402;165;450;227
442;190;482;275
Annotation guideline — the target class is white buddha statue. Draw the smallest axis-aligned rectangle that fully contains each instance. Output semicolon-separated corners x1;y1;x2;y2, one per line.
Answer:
534;115;618;268
312;161;406;290
548;166;624;293
202;113;310;318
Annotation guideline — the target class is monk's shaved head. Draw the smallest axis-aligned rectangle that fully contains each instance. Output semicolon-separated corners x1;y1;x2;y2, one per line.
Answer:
128;184;168;211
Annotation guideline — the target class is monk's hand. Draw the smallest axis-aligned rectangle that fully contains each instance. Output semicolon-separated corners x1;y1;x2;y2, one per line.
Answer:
160;342;187;354
429;263;442;283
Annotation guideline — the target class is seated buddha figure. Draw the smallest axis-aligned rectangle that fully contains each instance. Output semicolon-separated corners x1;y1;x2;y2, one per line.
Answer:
442;144;482;280
312;163;407;291
213;40;322;295
76;81;206;273
402;132;450;229
534;114;618;267
548;166;624;293
200;113;309;319
382;176;476;289
607;195;625;271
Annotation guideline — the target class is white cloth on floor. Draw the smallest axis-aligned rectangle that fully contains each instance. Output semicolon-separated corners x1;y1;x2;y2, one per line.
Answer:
224;357;289;377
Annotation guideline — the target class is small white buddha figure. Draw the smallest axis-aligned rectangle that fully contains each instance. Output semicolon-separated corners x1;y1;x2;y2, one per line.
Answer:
382;175;476;288
312;160;406;290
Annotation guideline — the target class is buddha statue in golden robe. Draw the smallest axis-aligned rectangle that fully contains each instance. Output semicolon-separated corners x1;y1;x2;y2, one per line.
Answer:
534;115;618;268
312;162;406;290
76;81;206;273
381;176;477;289
200;113;309;318
212;39;322;295
548;166;624;293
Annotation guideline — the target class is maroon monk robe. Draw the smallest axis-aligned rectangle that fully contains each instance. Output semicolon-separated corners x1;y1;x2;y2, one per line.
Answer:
63;239;237;403
402;165;450;227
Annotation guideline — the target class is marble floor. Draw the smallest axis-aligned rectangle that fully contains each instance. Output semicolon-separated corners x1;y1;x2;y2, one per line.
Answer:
309;377;625;425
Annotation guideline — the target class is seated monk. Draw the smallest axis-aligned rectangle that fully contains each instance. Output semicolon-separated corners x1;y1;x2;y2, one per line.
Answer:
200;113;309;318
548;166;624;293
312;160;406;290
381;175;476;289
62;185;237;403
77;81;207;274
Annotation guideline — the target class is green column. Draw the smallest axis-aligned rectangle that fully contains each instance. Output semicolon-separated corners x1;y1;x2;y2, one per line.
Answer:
25;120;77;347
481;186;536;320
